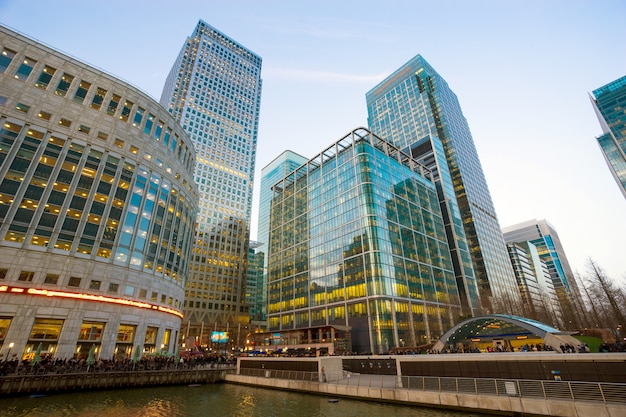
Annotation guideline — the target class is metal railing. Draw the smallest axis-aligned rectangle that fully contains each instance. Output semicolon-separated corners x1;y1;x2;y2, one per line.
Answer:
237;368;626;405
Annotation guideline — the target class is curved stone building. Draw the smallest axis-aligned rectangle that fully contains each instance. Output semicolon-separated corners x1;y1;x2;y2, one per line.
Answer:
0;25;198;362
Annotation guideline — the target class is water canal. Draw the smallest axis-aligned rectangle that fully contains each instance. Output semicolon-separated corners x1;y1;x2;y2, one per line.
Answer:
0;382;491;417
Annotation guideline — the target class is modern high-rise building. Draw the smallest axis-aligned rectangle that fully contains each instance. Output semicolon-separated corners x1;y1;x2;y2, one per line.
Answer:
245;240;264;324
0;25;198;361
502;219;582;328
265;128;462;354
160;20;263;345
590;75;626;198
257;151;308;324
366;55;521;315
506;241;562;327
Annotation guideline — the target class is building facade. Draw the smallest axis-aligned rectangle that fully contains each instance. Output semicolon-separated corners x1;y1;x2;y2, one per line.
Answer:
266;128;462;354
366;55;521;315
257;151;308;325
0;26;198;361
502;219;582;328
590;75;626;198
160;20;262;345
506;241;562;328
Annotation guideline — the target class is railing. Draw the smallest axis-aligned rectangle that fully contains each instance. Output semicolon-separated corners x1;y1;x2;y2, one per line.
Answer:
237;368;626;405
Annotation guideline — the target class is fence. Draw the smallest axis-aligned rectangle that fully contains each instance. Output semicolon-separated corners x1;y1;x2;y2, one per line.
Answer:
237;368;626;405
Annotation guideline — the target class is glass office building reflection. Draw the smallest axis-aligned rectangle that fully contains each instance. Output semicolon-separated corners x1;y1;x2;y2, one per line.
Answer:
0;26;197;361
267;128;461;354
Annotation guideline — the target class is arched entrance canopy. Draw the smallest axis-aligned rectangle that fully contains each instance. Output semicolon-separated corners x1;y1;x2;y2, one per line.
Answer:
433;314;579;353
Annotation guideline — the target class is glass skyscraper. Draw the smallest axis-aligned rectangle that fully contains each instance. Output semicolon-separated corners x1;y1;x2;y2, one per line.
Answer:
267;128;462;354
257;151;308;325
160;20;262;344
366;55;521;315
590;75;626;198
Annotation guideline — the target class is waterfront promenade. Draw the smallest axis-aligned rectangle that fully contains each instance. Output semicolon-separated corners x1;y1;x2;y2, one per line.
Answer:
228;354;626;417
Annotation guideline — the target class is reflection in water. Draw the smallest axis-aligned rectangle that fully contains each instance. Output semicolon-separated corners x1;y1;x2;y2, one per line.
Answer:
0;383;491;417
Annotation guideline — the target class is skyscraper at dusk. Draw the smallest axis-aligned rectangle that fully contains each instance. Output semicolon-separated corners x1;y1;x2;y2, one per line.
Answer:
366;55;521;315
160;20;263;344
257;151;308;325
590;75;626;199
266;128;462;354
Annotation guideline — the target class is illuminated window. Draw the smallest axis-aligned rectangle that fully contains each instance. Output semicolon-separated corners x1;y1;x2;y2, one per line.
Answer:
73;80;91;103
114;138;124;148
89;280;101;290
18;270;34;282
15;102;30;113
120;100;133;122
116;324;136;342
14;57;36;81
35;65;56;89
0;48;16;73
97;131;108;141
78;125;91;134
90;87;107;110
79;322;104;341
38;110;51;120
58;118;71;127
55;73;74;97
106;94;121;116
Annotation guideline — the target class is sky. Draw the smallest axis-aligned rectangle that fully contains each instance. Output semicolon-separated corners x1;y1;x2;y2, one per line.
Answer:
1;0;624;282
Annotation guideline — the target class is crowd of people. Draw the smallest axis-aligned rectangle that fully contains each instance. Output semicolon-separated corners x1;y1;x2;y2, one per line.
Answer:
0;353;236;377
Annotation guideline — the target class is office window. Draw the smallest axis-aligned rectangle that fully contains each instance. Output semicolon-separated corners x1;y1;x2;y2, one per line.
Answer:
44;273;59;284
89;280;101;290
18;270;35;282
14;57;36;81
15;102;30;113
124;285;134;296
108;282;119;293
73;80;91;104
68;276;81;287
58;118;71;127
97;131;108;141
114;138;124;148
120;100;133;122
0;48;16;73
91;87;107;110
0;268;8;279
55;73;74;96
78;125;91;134
35;65;56;89
133;107;144;127
107;94;121;116
38;110;52;120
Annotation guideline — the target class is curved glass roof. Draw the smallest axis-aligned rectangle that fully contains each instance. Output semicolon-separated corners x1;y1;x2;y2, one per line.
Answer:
439;314;565;346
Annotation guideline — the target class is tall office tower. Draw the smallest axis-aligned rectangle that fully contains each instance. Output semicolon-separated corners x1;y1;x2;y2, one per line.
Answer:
0;25;197;360
502;219;583;328
366;55;521;315
267;128;462;354
245;240;264;325
506;242;562;327
257;151;308;324
160;20;263;345
590;76;626;198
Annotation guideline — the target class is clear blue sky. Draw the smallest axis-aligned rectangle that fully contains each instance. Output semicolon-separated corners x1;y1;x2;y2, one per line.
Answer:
1;0;624;282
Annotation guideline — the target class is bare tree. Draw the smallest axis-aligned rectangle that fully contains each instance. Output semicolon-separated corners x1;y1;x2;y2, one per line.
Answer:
584;258;626;330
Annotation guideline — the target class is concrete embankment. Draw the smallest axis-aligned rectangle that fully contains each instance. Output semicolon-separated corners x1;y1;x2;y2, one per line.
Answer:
0;368;231;396
225;373;625;417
